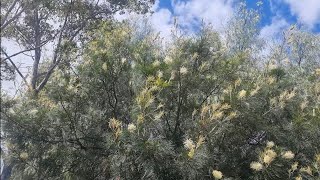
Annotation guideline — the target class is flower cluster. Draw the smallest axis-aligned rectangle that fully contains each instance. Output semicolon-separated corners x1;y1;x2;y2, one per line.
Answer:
20;152;29;160
180;66;188;75
212;170;223;179
127;123;136;133
183;135;205;159
109;118;122;140
238;90;247;99
282;151;295;159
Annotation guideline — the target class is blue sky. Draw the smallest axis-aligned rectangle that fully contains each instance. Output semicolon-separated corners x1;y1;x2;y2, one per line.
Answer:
160;0;320;30
132;0;320;39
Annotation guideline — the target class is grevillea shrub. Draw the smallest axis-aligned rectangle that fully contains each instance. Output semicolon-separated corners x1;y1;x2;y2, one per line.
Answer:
1;20;320;180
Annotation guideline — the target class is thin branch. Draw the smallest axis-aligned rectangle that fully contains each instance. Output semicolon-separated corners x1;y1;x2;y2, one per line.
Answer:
1;49;28;85
1;38;52;62
198;85;220;108
0;0;19;26
35;9;70;92
1;5;25;30
35;59;59;92
173;71;183;136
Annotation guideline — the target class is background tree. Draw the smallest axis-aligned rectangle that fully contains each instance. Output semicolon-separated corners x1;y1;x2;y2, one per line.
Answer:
1;1;320;180
1;0;154;94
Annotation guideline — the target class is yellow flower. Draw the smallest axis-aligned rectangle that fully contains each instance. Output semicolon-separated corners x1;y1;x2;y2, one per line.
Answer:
157;103;164;109
235;78;242;87
109;118;122;130
152;60;161;67
250;86;260;96
115;128;122;139
188;148;195;159
192;52;199;60
102;63;108;71
282;151;295;159
137;114;145;124
263;149;277;165
291;162;299;172
250;162;263;171
196;135;205;149
154;111;164;121
263;155;273;165
127;123;136;133
212;170;223;179
265;149;277;158
157;71;163;78
295;175;302;180
121;58;127;64
121;29;128;37
164;56;173;64
266;141;275;148
211;103;221;111
180;67;188;75
220;103;231;110
238;90;247;99
315;68;320;75
315;153;320;164
212;111;224;120
183;138;195;150
267;76;276;84
279;90;288;101
300;166;312;175
20;152;29;160
286;90;296;100
136;88;154;109
227;111;238;120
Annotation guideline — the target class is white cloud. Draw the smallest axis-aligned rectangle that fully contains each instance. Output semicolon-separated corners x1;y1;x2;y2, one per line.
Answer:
150;8;174;39
115;0;235;39
260;16;289;40
283;0;320;28
114;0;174;40
259;16;289;57
149;0;235;40
172;0;234;32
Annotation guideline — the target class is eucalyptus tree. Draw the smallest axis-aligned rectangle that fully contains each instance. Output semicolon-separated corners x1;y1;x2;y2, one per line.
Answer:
225;1;263;55
1;0;154;95
284;26;320;69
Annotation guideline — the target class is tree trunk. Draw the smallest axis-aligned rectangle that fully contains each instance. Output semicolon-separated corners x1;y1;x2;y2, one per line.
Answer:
31;8;41;93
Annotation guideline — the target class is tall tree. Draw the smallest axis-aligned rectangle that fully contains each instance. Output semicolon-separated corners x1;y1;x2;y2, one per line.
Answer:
1;0;154;94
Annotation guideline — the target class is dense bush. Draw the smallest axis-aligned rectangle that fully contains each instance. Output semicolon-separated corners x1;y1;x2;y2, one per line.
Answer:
1;12;320;180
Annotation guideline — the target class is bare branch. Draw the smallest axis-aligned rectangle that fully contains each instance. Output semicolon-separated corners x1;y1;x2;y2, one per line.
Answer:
1;48;28;85
1;37;53;62
1;0;19;26
1;4;25;30
36;12;70;92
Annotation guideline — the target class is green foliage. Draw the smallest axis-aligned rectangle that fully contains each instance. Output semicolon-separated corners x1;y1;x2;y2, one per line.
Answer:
1;10;320;180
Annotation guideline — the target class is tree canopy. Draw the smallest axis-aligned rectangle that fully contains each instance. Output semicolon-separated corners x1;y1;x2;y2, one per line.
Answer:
1;1;320;180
